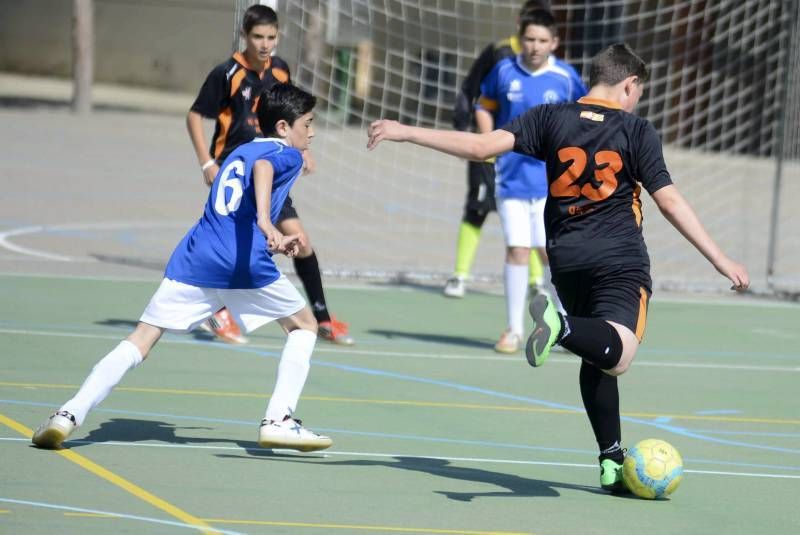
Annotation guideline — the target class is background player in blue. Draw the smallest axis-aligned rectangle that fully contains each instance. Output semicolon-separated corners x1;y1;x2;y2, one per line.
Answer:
475;9;586;353
33;84;333;453
367;43;749;491
187;4;354;346
445;1;586;299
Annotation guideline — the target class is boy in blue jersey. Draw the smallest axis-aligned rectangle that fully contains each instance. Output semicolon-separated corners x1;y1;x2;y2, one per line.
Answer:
32;84;333;453
188;4;355;347
445;1;556;300
475;10;586;353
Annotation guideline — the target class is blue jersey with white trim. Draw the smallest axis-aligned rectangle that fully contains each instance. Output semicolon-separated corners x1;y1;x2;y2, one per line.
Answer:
165;138;304;289
478;55;586;199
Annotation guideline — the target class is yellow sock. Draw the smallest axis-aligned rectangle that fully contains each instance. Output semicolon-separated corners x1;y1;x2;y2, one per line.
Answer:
529;249;543;286
454;222;482;277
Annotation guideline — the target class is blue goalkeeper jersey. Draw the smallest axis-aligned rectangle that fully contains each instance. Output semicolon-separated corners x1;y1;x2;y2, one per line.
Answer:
478;55;586;199
165;138;304;289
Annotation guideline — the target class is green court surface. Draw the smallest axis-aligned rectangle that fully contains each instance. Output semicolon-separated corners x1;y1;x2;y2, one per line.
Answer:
1;273;798;534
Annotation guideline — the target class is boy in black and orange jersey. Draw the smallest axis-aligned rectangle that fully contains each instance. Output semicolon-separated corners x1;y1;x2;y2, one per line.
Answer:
187;4;354;346
368;43;749;492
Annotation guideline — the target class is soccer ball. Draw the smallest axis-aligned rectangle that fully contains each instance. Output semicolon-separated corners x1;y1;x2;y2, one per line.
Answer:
623;439;684;499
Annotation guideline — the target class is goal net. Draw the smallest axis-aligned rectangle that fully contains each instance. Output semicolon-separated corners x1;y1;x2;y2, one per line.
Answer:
236;0;800;294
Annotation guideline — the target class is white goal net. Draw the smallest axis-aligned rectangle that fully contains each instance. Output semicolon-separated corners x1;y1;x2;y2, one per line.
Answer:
237;0;800;295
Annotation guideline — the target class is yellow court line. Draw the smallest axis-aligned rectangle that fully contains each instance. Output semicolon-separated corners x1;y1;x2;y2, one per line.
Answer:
2;381;799;426
0;413;219;535
0;509;10;513
202;518;531;534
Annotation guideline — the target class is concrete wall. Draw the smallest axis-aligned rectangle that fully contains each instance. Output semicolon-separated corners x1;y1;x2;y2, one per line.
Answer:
0;0;233;92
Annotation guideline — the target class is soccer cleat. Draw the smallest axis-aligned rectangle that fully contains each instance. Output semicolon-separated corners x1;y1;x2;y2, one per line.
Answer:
203;308;248;345
318;316;354;345
257;416;332;452
494;329;521;354
600;458;629;493
443;276;466;298
524;294;562;367
32;411;77;449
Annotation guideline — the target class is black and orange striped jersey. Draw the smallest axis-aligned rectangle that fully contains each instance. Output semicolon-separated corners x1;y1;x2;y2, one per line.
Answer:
191;51;291;162
502;96;673;272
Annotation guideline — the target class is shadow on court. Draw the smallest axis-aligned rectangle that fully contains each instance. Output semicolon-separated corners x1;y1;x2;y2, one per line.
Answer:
214;452;605;501
368;329;495;350
62;418;326;459
95;319;216;342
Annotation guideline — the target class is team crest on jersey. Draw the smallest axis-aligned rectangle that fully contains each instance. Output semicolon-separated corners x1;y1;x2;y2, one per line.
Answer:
507;79;524;102
242;86;252;101
580;110;605;122
543;89;560;103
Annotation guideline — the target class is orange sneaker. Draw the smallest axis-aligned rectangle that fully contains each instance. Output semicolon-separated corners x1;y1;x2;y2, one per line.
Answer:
318;316;354;345
202;308;248;344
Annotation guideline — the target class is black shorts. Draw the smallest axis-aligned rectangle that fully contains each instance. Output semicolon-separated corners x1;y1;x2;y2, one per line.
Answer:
464;160;496;216
278;195;299;222
553;264;652;341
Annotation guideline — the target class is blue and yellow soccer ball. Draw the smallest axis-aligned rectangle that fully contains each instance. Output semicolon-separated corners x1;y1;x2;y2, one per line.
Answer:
623;439;684;499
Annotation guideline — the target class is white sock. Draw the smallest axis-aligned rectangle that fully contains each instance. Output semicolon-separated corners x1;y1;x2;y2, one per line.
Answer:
543;264;566;314
264;329;316;422
504;263;529;337
61;340;143;426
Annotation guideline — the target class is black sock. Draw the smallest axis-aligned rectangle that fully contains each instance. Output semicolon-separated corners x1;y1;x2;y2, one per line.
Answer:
559;316;623;370
579;361;623;463
293;251;330;323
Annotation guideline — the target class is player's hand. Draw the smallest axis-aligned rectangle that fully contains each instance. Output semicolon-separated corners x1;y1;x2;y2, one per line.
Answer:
278;233;302;258
262;224;284;253
367;119;407;150
202;163;219;187
302;150;316;175
715;257;750;292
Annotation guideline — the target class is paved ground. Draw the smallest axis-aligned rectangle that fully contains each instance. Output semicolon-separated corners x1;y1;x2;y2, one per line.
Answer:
1;72;798;296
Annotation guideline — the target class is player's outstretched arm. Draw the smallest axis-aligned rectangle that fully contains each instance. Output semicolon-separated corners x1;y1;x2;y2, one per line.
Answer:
651;184;750;291
367;119;514;161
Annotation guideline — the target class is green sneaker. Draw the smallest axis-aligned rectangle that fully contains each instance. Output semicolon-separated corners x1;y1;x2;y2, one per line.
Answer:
524;294;561;367
600;458;628;493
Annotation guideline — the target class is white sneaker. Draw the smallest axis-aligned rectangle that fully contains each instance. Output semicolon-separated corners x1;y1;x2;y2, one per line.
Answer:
494;329;522;354
32;411;77;449
443;276;466;298
258;417;332;452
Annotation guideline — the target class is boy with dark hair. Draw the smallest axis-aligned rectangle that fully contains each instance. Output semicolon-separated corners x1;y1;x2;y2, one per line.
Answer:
368;42;749;491
444;0;581;299
33;84;333;453
187;4;354;346
474;9;586;353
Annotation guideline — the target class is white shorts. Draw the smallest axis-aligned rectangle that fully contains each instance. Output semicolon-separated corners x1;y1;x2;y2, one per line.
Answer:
497;197;547;248
140;275;306;334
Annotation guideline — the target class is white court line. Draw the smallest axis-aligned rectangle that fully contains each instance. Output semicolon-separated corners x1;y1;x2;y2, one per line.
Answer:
0;497;244;535
0;222;187;263
1;437;797;480
0;326;798;372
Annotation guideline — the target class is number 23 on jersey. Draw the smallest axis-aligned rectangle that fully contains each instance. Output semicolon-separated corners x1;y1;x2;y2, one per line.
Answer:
550;147;623;201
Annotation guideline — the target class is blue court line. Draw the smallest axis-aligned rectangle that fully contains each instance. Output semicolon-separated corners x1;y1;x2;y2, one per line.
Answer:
0;498;244;535
2;399;799;474
1;319;799;362
2;322;799;455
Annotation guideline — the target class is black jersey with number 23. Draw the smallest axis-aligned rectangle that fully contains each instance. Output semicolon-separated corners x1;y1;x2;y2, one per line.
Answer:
502;97;673;273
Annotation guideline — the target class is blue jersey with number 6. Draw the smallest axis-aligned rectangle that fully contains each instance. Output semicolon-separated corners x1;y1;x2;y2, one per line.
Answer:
165;138;304;289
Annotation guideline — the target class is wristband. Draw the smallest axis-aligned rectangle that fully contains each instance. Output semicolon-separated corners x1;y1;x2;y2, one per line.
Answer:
201;159;216;171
